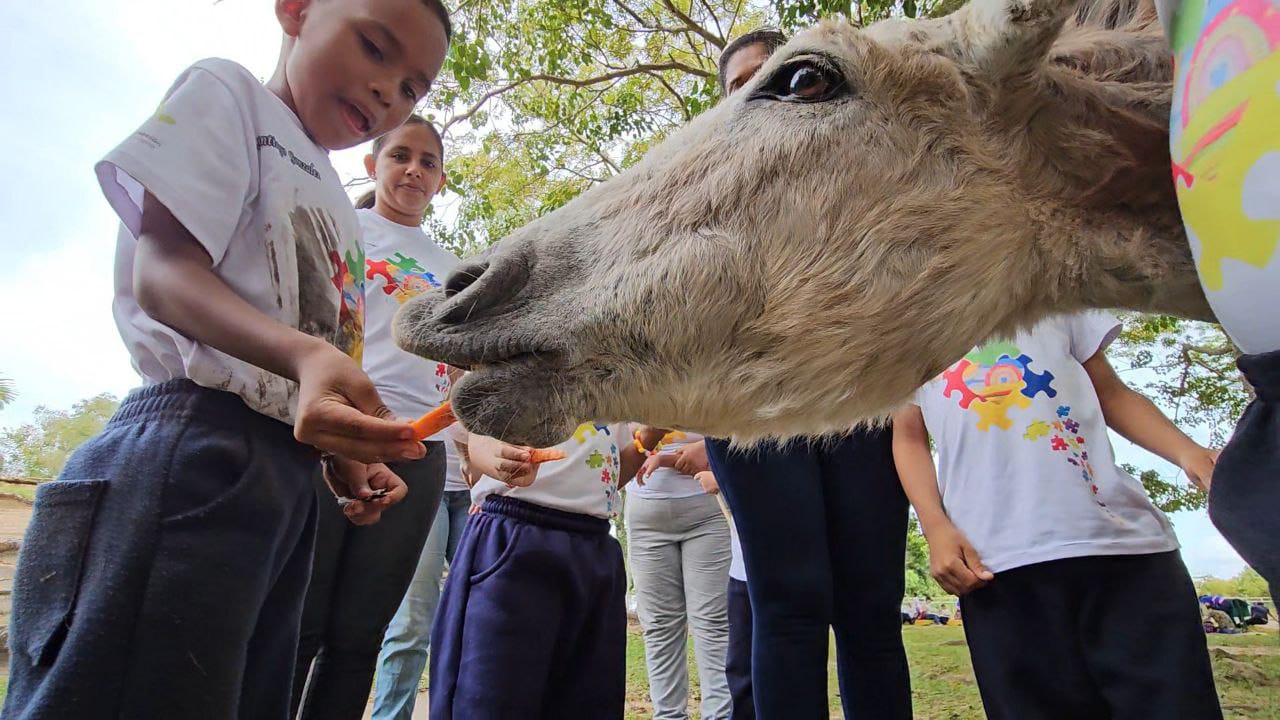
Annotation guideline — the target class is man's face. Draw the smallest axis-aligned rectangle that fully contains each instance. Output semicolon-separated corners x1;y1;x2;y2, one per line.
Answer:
284;0;449;150
722;42;773;96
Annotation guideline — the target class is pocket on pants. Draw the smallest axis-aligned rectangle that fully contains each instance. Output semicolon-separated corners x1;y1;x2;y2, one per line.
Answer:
468;521;524;585
13;479;108;665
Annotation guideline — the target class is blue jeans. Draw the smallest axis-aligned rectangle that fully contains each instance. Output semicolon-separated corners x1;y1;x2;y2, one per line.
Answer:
706;429;912;720
371;489;472;720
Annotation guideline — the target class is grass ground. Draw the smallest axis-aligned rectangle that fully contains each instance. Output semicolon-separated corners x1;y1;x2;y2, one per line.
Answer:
623;623;1280;719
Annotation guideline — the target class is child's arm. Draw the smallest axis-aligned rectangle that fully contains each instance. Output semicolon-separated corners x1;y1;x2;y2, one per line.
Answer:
133;192;423;464
1084;352;1217;490
619;441;645;487
891;405;994;595
465;433;538;487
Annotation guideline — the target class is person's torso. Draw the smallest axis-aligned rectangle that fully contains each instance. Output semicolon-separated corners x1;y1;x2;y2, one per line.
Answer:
472;422;626;518
628;430;707;499
1164;0;1280;354
915;314;1177;572
358;209;459;425
105;59;362;424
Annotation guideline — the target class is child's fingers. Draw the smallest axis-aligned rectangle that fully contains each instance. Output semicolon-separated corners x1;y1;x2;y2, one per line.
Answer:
498;445;533;463
343;500;385;526
367;464;409;506
298;402;422;462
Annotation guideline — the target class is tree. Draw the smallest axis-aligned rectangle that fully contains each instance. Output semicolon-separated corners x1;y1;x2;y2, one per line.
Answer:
0;393;119;480
1197;567;1271;598
1110;315;1250;513
0;376;14;410
905;515;947;599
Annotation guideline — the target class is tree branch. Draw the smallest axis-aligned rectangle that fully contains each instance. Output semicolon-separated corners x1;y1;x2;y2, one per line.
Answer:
661;0;725;49
445;62;712;131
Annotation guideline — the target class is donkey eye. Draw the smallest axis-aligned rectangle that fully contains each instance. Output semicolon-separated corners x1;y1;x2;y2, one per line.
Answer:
752;58;847;103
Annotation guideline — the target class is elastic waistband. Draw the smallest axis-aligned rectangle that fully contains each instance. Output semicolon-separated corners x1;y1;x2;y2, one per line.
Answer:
109;379;294;441
481;496;611;535
1238;349;1280;402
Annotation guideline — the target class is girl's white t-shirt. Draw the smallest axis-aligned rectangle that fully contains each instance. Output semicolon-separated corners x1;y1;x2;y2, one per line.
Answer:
443;439;468;492
912;312;1178;573
97;58;364;424
358;209;458;439
471;422;628;519
628;431;708;500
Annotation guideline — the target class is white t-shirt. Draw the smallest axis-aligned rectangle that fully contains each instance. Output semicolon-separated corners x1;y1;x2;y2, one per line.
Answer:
912;312;1178;573
471;422;628;519
627;430;708;500
358;209;459;437
96;59;363;424
443;440;468;492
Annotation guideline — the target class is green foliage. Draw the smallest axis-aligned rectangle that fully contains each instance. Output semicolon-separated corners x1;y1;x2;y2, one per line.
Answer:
0;393;118;479
1197;567;1273;599
1109;315;1250;513
905;514;947;598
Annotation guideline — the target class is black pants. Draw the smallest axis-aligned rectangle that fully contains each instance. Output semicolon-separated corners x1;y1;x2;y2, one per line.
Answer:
291;442;446;720
3;381;318;720
962;551;1222;720
725;577;755;720
706;429;912;720
1210;348;1280;607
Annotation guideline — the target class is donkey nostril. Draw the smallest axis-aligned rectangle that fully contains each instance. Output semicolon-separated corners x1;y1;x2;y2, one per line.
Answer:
445;261;488;298
436;254;531;325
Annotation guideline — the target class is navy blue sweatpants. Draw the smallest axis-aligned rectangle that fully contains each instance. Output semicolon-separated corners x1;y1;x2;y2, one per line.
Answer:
705;429;912;720
962;551;1221;720
1210;349;1280;607
428;496;626;719
2;380;318;720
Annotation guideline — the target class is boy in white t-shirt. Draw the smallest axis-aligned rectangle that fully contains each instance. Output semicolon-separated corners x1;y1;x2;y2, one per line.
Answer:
893;312;1221;719
4;2;451;718
427;423;644;718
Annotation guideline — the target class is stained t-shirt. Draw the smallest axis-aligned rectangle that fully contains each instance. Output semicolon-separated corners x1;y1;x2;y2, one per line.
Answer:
1158;0;1280;354
472;422;628;519
97;59;363;423
912;313;1178;573
358;209;459;437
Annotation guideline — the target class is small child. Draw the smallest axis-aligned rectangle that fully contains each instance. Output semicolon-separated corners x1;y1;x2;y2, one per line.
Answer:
893;311;1222;719
428;423;643;718
3;2;451;717
293;115;458;718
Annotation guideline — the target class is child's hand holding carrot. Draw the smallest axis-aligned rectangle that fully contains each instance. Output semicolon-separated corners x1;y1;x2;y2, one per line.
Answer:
467;434;542;488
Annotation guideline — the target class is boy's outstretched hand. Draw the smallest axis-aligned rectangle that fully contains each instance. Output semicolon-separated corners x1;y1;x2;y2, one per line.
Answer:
927;522;995;596
322;455;408;525
1179;447;1219;492
468;434;540;487
294;342;427;464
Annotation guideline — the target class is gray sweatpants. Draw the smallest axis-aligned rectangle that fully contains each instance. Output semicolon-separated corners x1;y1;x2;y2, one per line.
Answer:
625;492;732;720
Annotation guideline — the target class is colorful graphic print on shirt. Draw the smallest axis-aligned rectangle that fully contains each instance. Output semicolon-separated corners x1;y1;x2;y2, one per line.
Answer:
574;422;621;517
939;341;1106;509
366;251;448;396
1169;0;1280;291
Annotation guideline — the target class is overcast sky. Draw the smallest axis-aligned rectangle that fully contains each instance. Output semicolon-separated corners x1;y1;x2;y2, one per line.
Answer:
0;1;1247;578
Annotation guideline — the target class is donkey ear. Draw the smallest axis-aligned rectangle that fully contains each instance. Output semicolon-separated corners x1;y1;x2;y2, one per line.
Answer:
944;0;1079;81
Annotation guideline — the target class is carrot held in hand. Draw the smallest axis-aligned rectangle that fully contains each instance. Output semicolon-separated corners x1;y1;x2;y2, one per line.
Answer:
528;448;567;464
411;402;457;441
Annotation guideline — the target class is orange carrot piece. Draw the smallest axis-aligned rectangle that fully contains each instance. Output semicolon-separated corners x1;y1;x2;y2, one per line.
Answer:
528;448;568;464
411;402;456;440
